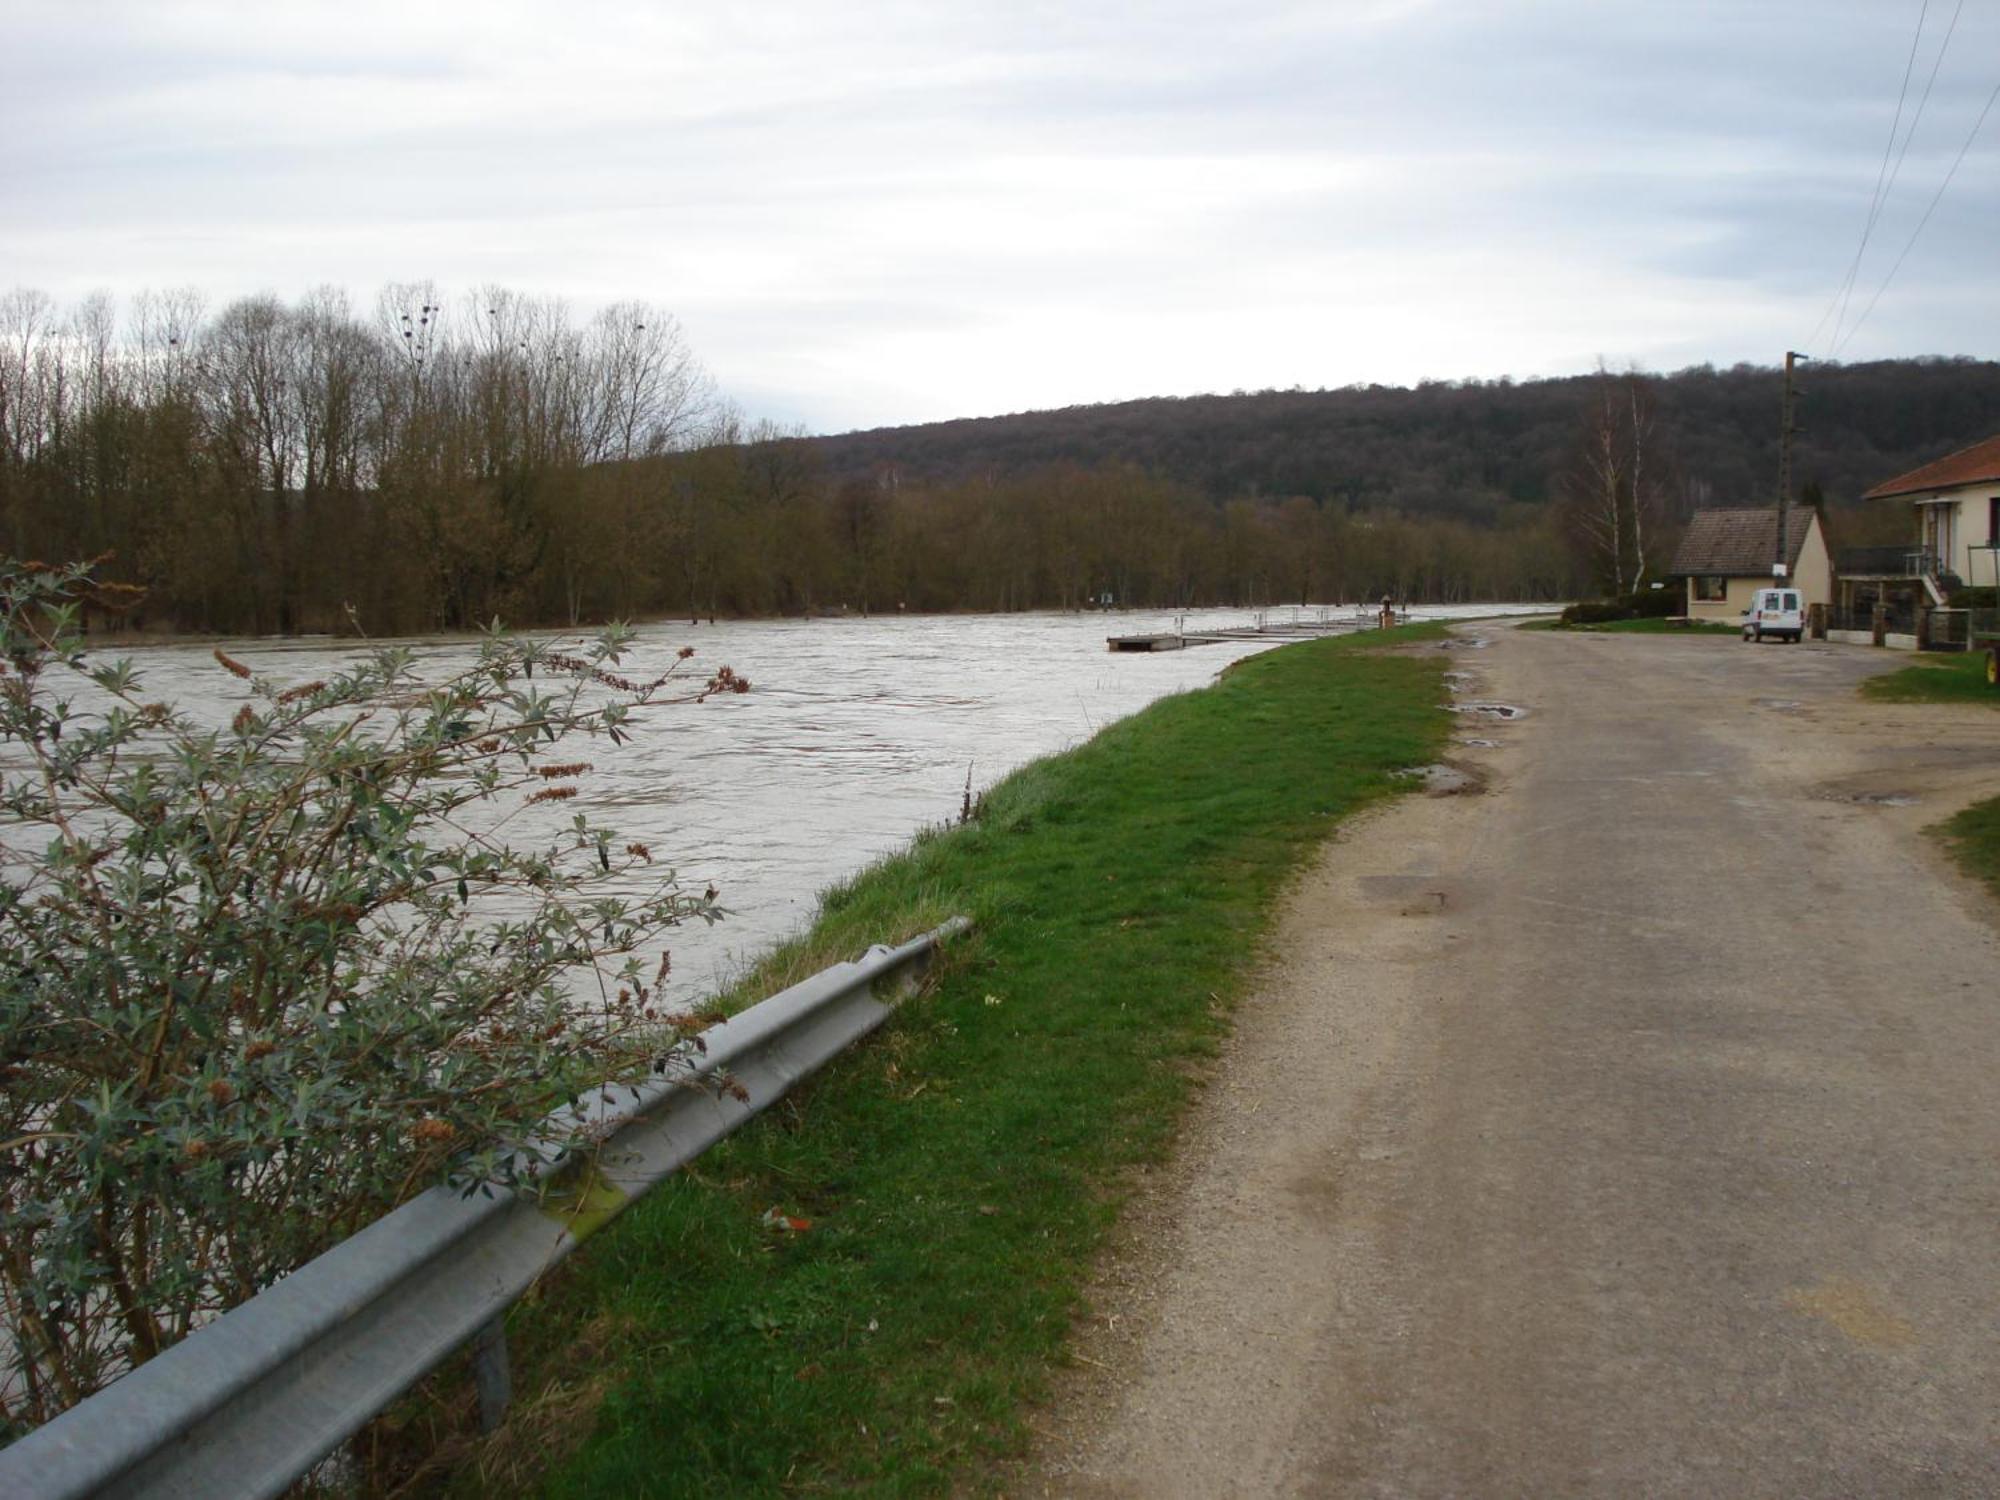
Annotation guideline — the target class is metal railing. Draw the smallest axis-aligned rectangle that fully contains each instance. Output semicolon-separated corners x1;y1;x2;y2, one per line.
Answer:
0;917;972;1500
1834;545;1940;579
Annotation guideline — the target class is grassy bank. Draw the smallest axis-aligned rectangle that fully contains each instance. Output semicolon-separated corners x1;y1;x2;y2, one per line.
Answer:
401;627;1449;1497
1939;795;2000;899
1860;652;2000;705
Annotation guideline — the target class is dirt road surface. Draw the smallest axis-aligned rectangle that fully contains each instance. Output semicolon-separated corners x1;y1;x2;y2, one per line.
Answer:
1028;626;2000;1498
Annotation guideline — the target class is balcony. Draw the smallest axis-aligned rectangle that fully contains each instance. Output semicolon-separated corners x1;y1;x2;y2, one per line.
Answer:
1835;545;1940;580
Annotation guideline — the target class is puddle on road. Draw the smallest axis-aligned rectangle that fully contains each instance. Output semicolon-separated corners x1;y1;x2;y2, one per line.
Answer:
1457;736;1500;749
1848;791;1919;807
1757;699;1806;713
1397;763;1485;797
1451;701;1527;721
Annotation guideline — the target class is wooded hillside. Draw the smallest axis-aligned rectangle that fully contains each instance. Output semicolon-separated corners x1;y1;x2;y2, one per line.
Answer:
802;358;2000;526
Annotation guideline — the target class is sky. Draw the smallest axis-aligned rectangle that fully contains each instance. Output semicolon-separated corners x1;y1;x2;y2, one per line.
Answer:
4;1;1998;434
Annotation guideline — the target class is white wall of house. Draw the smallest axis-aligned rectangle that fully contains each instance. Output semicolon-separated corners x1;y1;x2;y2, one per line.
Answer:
1795;518;1833;605
1908;486;2000;586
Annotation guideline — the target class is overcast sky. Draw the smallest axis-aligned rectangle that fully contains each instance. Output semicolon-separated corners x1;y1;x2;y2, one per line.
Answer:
4;1;1997;433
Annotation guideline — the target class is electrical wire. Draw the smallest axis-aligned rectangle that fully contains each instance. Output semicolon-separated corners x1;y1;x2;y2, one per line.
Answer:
1805;0;1929;354
1831;0;1966;350
1834;74;2000;355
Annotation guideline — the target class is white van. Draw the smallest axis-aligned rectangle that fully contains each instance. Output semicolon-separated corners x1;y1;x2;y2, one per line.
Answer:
1742;588;1804;643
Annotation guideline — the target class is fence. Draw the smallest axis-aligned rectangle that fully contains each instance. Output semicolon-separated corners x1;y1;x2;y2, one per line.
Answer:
1827;604;1919;637
1833;545;1940;579
1927;609;1971;649
0;917;971;1500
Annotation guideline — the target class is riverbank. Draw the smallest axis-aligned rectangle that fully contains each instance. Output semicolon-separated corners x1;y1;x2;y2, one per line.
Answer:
373;625;1450;1496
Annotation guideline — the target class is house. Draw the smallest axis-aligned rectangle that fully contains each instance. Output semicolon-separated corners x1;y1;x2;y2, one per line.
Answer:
1668;507;1832;626
1834;435;2000;648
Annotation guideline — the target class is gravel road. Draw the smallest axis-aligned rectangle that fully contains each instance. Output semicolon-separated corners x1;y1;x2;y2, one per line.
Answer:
1027;624;2000;1498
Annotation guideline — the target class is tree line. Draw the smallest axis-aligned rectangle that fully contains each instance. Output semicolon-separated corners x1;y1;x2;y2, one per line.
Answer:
0;285;715;634
0;286;1589;635
25;284;1984;630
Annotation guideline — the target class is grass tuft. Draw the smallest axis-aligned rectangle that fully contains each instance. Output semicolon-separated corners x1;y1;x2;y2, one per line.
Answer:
1939;794;2000;898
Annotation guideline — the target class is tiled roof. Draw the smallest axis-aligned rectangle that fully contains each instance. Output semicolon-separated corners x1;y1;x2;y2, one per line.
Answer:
1668;507;1817;577
1863;434;2000;500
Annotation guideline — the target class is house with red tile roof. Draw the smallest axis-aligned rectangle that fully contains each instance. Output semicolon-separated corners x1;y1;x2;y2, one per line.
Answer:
1857;434;2000;596
1834;435;2000;650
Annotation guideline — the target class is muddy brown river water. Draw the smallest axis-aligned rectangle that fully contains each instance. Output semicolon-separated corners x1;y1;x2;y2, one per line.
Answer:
82;605;1542;1001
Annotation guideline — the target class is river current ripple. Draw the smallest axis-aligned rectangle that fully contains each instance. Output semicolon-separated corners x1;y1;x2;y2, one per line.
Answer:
79;605;1540;1002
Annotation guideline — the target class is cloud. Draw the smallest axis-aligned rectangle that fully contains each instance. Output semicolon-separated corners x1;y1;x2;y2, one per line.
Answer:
4;0;1996;431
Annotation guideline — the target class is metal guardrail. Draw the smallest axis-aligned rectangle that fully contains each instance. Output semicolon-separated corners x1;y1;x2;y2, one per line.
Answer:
0;917;972;1500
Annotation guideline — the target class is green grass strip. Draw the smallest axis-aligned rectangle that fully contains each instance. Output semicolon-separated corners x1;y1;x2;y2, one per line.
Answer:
445;627;1448;1498
1860;651;2000;705
1939;794;2000;898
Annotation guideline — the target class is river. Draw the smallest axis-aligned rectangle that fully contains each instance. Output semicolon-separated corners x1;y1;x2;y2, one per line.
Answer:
94;604;1541;1002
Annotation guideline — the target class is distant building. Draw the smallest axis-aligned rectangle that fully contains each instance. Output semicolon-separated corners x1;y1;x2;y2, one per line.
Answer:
1668;507;1831;625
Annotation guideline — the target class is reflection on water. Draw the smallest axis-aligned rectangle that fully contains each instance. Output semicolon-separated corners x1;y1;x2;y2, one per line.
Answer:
69;605;1539;1000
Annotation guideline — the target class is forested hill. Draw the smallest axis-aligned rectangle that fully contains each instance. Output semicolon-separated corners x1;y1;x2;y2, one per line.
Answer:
802;358;2000;522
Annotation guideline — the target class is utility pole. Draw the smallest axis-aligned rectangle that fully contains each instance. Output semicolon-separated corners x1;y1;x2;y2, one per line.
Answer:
1777;351;1808;577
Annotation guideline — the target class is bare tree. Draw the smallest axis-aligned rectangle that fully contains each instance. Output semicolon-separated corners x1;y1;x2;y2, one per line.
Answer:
585;302;711;462
1557;368;1672;597
1626;375;1655;590
1561;374;1629;595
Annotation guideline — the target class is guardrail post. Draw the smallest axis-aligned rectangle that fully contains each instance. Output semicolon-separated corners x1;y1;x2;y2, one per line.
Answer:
469;1316;512;1433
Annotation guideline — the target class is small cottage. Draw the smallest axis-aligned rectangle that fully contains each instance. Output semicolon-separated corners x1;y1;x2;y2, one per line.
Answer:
1668;507;1832;626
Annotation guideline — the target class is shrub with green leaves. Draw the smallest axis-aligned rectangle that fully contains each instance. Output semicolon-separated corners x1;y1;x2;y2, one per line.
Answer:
0;560;738;1437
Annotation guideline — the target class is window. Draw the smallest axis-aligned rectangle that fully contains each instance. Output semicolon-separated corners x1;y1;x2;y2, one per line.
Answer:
1694;576;1728;601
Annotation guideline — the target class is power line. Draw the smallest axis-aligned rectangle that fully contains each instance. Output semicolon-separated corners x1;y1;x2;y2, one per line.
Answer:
1831;0;1966;350
1835;73;2000;355
1805;0;1928;354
